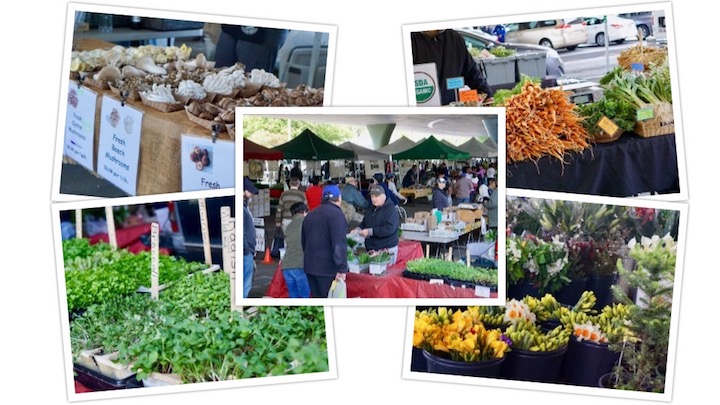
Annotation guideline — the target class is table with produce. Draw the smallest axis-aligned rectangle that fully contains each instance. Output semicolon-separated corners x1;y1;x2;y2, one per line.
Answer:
264;239;498;298
497;45;678;197
64;40;324;195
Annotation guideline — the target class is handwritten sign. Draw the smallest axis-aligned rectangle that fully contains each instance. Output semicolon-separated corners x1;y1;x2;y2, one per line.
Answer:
414;63;441;106
150;223;159;300
459;89;479;103
198;198;212;265
97;96;143;195
598;116;621;137
637;106;655;121
64;84;98;171
446;77;465;90
181;135;235;192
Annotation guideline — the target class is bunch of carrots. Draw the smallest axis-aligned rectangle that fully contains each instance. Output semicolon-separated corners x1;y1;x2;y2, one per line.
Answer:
505;81;591;164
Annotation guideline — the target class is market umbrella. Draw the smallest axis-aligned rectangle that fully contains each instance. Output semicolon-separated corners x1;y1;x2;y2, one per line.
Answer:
273;128;354;160
377;136;417;155
393;135;471;160
244;138;284;160
338;141;389;161
458;137;497;158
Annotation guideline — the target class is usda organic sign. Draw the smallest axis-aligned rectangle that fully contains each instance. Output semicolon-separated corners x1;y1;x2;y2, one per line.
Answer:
414;63;441;106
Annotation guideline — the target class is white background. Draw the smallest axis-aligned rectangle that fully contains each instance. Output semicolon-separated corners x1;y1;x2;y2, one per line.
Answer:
2;0;709;404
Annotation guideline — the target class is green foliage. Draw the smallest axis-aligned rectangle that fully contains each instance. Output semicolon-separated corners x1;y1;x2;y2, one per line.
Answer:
491;76;541;107
578;97;637;135
243;116;357;148
405;258;497;287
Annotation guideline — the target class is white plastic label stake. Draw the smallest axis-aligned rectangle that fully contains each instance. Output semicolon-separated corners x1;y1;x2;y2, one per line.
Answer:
198;198;212;265
475;285;491;298
220;206;237;311
105;206;117;248
75;208;82;239
429;279;444;285
151;222;160;300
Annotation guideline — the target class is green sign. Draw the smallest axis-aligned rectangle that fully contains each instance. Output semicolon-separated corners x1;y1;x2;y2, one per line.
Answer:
637;106;654;121
415;73;436;103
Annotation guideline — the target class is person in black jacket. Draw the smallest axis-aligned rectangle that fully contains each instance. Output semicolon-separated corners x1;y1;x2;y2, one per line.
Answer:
243;177;259;298
411;29;494;105
432;177;451;211
301;184;348;298
354;185;400;265
215;25;288;71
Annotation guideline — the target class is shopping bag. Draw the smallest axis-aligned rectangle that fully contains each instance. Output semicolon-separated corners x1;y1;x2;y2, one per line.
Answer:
270;226;285;259
327;279;347;299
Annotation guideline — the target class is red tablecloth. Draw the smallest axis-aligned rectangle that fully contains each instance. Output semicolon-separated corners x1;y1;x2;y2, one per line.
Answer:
88;223;170;255
263;240;496;299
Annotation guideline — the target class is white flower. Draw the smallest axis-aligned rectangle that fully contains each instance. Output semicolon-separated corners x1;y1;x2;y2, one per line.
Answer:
641;236;652;249
551;234;565;248
523;259;538;274
504;299;537;324
547;258;566;276
628;237;637;250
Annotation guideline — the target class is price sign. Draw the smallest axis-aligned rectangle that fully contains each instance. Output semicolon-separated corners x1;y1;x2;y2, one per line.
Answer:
151;222;160;300
459;89;478;103
598;116;621;137
446;77;465;90
631;63;645;72
637;106;655;121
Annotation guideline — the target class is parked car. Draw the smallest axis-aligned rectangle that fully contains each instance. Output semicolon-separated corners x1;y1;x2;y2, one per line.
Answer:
504;19;588;51
618;11;653;39
457;28;565;79
569;15;638;46
652;10;667;45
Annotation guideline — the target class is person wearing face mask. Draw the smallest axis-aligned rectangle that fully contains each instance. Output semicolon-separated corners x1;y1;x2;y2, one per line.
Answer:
411;29;494;106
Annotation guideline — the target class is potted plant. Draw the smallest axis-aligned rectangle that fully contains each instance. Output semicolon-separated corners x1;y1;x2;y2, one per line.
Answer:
368;250;391;275
604;233;677;392
587;233;627;309
507;234;571;300
413;307;510;377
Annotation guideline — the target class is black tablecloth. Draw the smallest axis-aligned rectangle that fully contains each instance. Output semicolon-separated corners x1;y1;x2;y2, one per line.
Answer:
507;133;680;197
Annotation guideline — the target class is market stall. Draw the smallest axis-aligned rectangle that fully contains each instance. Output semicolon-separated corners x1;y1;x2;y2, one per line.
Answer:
264;240;497;298
244;138;284;160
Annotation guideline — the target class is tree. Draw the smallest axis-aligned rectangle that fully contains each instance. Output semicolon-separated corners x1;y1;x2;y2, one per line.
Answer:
242;117;357;147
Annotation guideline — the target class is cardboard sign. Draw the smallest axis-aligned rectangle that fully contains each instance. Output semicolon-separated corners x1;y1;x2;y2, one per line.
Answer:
446;76;465;90
64;84;98;171
181;135;235;192
598;115;622;137
459;89;479;103
199;198;212;265
414;63;441;106
637;106;655;121
97;96;144;195
150;222;160;300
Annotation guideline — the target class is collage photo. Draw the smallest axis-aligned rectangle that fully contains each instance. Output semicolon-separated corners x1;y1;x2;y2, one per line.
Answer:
32;0;695;404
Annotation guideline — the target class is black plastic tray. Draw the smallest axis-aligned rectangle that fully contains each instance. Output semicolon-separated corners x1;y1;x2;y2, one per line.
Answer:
73;363;139;391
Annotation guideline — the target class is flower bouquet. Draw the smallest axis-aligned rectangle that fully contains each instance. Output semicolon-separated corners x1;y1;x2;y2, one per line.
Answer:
507;233;571;296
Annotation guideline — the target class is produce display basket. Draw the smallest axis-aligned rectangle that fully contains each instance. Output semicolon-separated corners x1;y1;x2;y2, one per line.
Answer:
174;91;212;105
480;55;517;86
634;102;674;137
369;262;389;276
109;84;141;101
617;45;668;71
140;93;184;113
185;107;228;133
83;76;110;90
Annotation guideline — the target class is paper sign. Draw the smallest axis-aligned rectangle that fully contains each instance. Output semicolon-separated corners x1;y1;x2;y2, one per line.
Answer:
150;222;160;300
459;89;478;103
181;135;235;192
414;63;441;106
97;96;143;195
598;116;621;137
637;106;655;121
64;84;98;171
475;285;491;298
631;63;645;72
446;76;465;90
255;228;265;253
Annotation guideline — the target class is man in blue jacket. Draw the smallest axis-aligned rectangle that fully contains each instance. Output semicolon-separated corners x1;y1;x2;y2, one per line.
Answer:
243;177;259;298
301;184;348;298
341;177;370;210
354;185;400;265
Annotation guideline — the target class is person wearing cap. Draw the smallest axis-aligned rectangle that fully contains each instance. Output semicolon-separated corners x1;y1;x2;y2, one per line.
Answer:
371;173;399;206
243;177;259;298
385;172;408;204
301;184;348;298
276;177;308;234
341;177;370;210
281;202;310;298
354;184;400;265
432;177;451;211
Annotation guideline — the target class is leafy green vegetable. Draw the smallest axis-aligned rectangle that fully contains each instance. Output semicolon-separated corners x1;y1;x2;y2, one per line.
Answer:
492;76;541;107
489;46;515;58
578;97;637;135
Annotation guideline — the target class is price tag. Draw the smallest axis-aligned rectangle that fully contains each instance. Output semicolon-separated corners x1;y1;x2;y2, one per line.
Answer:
198;198;212;265
446;77;465;90
150;222;160;300
459;89;478;103
475;285;491;298
429;279;444;285
631;63;645;72
637;106;655;121
597;115;621;137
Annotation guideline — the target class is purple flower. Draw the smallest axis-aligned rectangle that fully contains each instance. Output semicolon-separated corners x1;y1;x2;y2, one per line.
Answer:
500;334;513;347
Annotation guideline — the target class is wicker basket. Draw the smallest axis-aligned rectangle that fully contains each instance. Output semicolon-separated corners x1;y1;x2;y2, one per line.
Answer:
617;45;668;71
185;107;227;132
83;76;110;90
140;93;184;113
109;84;141;101
634;102;674;137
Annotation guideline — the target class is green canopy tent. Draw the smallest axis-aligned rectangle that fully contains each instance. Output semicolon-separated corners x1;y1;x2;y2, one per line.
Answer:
393;135;471;161
273;128;355;160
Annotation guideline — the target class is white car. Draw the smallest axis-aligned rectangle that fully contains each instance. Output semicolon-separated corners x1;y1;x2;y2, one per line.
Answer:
571;16;638;46
504;19;588;51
